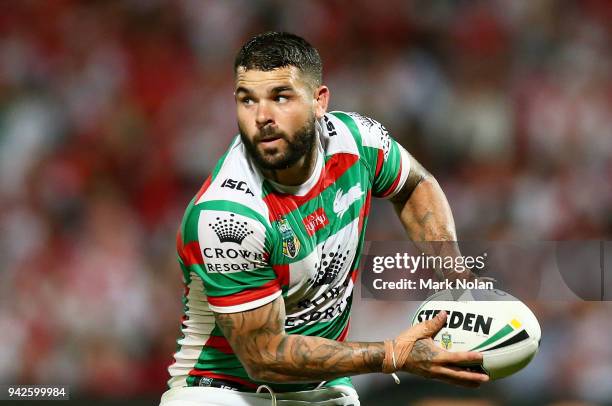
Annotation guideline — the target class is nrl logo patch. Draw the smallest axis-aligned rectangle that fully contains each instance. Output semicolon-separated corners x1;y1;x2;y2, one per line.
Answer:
277;217;300;259
441;331;452;350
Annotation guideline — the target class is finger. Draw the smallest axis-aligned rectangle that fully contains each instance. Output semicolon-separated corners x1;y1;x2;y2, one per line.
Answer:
434;350;484;364
430;365;490;384
412;310;447;339
439;377;482;388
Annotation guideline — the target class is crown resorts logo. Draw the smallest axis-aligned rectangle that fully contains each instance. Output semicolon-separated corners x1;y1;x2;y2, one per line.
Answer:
209;214;253;245
277;217;300;258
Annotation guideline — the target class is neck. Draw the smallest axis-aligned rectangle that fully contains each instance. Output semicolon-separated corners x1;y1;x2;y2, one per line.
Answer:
262;140;319;186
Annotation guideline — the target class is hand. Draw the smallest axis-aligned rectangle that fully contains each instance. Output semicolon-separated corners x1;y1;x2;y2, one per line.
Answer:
382;311;489;388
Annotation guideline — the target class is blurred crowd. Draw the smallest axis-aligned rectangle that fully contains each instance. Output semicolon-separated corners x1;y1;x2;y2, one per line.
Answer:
0;0;611;404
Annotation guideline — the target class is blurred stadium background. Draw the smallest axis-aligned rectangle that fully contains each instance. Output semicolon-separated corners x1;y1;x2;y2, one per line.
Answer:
1;0;611;405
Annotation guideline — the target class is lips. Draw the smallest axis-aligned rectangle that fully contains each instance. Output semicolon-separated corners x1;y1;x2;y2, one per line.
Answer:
258;137;284;151
259;136;281;143
257;132;284;146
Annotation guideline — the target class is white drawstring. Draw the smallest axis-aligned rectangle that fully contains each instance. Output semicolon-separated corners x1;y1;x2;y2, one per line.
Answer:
390;345;401;384
256;384;277;406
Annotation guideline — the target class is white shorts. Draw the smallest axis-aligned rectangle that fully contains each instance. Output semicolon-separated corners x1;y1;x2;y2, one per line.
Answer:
159;385;360;406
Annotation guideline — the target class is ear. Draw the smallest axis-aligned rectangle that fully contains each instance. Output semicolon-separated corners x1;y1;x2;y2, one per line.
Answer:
313;85;330;119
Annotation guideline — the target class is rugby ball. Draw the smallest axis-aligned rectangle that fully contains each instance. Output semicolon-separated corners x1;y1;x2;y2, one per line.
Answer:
411;288;541;380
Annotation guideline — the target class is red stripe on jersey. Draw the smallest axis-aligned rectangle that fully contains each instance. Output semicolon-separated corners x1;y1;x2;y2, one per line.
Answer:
357;191;372;235
177;230;203;266
264;153;359;220
207;279;280;307
375;149;384;178
188;371;258;389
380;160;403;198
179;241;204;266
351;267;359;283
204;335;234;355
336;320;350;342
273;264;290;287
195;175;212;202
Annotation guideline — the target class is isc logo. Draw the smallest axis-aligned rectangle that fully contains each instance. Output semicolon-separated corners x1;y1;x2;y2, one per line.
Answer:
324;116;337;136
221;178;254;196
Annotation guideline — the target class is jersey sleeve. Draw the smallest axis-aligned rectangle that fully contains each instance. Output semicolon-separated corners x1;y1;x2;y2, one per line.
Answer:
194;208;281;313
347;113;411;198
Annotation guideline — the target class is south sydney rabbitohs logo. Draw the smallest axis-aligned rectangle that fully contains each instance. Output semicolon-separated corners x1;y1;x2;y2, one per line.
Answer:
277;217;300;259
333;183;364;219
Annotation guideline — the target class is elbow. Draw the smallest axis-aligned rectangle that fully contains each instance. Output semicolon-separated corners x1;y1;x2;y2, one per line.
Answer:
243;362;265;381
240;353;278;382
244;363;285;383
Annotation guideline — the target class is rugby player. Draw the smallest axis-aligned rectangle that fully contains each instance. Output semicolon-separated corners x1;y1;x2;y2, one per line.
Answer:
161;32;488;406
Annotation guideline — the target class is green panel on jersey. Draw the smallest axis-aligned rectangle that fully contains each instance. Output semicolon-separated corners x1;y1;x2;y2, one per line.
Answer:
332;111;404;197
331;112;379;177
330;111;366;156
372;140;402;196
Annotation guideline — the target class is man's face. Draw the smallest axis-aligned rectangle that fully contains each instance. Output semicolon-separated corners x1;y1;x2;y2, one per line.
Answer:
235;66;318;171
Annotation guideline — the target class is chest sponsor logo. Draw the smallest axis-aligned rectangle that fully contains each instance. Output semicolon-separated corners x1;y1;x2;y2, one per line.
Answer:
221;178;254;196
303;208;329;236
312;245;351;287
277;217;300;259
286;293;350;328
333;183;364;219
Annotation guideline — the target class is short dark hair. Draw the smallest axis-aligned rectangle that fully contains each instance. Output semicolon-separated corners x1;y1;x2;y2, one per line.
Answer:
234;32;322;88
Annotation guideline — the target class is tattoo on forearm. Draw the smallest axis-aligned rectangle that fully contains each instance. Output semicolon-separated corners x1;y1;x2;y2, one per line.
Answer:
214;298;385;382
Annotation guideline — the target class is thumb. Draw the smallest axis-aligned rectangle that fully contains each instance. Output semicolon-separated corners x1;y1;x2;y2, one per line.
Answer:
414;310;447;339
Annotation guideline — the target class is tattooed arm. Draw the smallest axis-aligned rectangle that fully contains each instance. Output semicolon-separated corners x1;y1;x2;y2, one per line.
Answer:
214;295;384;383
214;296;487;386
389;152;475;280
389;154;456;242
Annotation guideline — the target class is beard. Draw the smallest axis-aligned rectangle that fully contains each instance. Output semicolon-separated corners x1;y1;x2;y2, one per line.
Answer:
239;116;316;171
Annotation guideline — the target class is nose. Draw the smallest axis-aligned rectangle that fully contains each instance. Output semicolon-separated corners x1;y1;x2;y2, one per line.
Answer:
255;100;274;129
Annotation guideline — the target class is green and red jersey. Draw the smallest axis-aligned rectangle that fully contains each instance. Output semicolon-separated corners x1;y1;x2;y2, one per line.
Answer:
169;111;411;391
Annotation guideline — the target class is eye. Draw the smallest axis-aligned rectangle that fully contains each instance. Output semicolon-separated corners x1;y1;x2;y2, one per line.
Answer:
241;97;255;105
275;95;289;103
